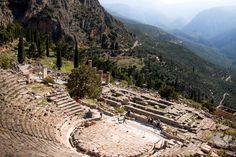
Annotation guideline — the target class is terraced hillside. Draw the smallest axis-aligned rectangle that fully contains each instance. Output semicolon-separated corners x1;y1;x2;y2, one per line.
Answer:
0;69;85;157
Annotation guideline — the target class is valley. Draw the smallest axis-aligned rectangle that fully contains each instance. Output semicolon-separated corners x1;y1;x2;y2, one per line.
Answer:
0;0;236;157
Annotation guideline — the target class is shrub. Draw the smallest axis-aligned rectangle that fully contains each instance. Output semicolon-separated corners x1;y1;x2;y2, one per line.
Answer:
0;53;15;69
159;85;178;100
115;107;125;114
67;65;102;99
42;76;55;84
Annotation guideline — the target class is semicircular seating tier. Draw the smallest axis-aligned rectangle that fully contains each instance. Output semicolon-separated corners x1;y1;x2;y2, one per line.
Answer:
0;69;84;157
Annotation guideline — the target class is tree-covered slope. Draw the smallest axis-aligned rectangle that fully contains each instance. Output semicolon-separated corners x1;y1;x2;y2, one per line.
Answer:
119;17;236;109
172;30;234;68
210;29;236;64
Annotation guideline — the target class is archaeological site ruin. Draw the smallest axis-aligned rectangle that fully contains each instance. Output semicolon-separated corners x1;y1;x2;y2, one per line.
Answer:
0;61;235;157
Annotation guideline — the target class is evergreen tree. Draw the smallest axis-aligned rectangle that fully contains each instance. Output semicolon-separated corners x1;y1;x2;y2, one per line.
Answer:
17;36;25;64
74;40;79;68
46;37;50;57
67;65;102;99
25;29;31;42
110;42;115;50
56;46;62;70
28;42;37;58
37;38;44;57
34;30;39;45
30;29;34;43
115;42;119;50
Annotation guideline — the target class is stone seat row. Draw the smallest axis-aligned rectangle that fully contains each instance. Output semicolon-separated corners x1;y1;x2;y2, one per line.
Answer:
157;142;203;157
47;92;85;117
0;70;83;156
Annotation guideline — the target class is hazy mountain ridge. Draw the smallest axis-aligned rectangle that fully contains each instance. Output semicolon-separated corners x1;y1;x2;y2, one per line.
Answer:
210;29;236;63
183;6;236;40
102;3;186;30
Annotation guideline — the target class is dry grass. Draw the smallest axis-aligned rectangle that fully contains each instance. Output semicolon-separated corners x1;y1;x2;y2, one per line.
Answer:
111;56;144;69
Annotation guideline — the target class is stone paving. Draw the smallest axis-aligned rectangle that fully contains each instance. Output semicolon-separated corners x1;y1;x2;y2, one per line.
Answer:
100;84;221;156
72;117;165;157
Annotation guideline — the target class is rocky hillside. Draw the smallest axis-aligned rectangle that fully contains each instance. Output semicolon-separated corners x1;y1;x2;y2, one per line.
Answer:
0;0;132;47
0;1;13;27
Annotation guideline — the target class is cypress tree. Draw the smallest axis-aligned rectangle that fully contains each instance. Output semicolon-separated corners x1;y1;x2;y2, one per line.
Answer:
28;42;37;58
46;37;50;57
56;46;62;70
115;42;119;50
31;29;34;43
74;37;79;68
37;39;42;57
34;30;39;45
17;36;25;64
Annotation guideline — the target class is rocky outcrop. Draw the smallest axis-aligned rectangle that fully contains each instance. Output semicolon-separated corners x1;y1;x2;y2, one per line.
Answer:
0;1;13;27
0;0;132;47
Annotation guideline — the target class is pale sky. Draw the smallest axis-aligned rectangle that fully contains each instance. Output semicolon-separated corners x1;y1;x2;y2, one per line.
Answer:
99;0;236;20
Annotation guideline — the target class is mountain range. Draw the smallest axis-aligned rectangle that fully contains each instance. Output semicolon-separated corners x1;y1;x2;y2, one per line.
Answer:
183;6;236;40
182;6;236;64
102;3;187;30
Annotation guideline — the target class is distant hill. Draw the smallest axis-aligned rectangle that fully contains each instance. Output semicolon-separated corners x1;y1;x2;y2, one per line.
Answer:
210;29;236;63
104;3;171;28
118;17;236;108
172;30;234;68
102;3;186;30
183;6;236;40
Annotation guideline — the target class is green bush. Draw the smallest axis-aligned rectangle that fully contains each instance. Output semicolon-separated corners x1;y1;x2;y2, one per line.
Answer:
115;107;125;114
0;29;12;44
67;65;102;99
0;53;15;69
202;101;215;113
159;85;178;100
42;76;55;84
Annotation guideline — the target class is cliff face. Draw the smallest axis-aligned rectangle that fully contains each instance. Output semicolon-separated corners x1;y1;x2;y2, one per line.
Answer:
0;1;13;27
0;0;132;46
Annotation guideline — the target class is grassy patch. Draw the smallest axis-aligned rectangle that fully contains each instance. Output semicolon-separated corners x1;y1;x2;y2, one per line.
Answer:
40;57;56;69
31;86;44;93
201;130;213;141
29;83;51;94
0;52;16;69
115;107;125;114
82;99;97;105
224;128;236;137
40;56;73;73
61;60;73;73
38;99;49;107
111;56;144;69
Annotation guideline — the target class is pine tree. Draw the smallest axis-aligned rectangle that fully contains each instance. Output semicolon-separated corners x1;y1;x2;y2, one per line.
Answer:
56;46;62;70
74;43;79;68
74;37;79;68
17;36;25;64
37;39;43;57
28;42;37;58
115;42;119;50
34;30;39;45
46;37;50;57
25;29;31;42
